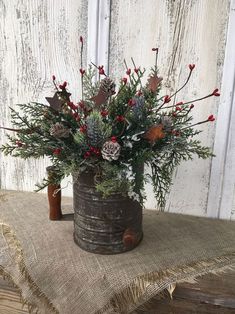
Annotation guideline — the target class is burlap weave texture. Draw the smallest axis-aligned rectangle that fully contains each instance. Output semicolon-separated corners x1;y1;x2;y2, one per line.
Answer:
0;190;235;313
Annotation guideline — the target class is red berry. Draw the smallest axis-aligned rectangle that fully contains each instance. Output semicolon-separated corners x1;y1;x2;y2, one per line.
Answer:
128;99;135;106
68;102;77;110
176;106;181;111
122;77;128;84
172;130;180;136
212;88;220;97
101;110;108;117
99;68;105;75
52;75;56;81
80;36;83;43
84;151;91;158
16;140;23;147
80;68;85;75
164;95;171;104
53;148;62;155
80;125;87;133
79;101;85;109
189;64;195;71
176;102;184;106
126;68;131;75
190;104;194;109
59;81;67;90
98;65;105;75
116;115;125;122
111;136;117;142
134;67;140;74
207;114;215;122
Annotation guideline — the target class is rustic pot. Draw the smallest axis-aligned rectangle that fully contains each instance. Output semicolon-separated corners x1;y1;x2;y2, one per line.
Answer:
73;171;143;254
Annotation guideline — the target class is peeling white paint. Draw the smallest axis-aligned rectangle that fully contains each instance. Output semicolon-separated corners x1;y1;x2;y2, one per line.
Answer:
0;0;233;220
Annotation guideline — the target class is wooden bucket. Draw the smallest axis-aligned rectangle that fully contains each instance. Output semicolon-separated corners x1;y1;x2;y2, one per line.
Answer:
73;172;143;254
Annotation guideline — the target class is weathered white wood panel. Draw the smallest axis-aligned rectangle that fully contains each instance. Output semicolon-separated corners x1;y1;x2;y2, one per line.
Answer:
207;0;235;220
109;0;230;215
0;0;233;220
0;0;88;196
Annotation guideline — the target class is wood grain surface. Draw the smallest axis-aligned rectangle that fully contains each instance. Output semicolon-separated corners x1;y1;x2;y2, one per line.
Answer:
0;0;233;218
0;0;88;198
1;270;235;313
108;0;230;215
136;270;235;313
0;278;29;314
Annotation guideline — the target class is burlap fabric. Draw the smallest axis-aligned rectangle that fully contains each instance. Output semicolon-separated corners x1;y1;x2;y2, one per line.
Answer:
0;190;235;314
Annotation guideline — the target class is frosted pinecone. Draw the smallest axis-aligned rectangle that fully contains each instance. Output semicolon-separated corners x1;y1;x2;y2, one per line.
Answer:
100;77;116;96
49;122;71;138
101;140;121;161
86;111;111;146
161;116;173;131
132;96;145;120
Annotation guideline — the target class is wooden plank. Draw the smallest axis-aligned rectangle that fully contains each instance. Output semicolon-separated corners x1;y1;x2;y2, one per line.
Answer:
1;271;235;313
137;299;235;314
87;0;111;76
0;0;88;197
0;278;29;314
135;270;235;313
207;0;235;219
109;0;230;215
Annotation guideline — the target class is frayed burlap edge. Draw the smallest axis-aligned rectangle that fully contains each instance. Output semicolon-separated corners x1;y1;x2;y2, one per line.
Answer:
1;221;235;314
0;222;59;314
95;254;235;314
0;266;37;313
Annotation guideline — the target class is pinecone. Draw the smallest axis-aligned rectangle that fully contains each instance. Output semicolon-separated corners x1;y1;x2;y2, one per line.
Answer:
86;112;110;146
49;122;71;138
101;140;121;161
161;116;173;132
132;96;145;120
100;77;116;96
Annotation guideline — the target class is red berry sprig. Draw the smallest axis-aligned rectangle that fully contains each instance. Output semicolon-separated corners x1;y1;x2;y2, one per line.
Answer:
53;148;62;155
207;114;215;122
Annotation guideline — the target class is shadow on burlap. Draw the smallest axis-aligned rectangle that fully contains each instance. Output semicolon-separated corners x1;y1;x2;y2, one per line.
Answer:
0;190;235;314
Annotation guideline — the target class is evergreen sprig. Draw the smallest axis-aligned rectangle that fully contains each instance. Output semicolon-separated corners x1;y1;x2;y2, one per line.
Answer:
0;45;219;209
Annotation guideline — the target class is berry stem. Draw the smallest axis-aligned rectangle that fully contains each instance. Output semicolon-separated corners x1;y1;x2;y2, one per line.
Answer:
160;93;214;111
155;69;193;104
181;119;211;130
131;57;143;88
80;38;84;100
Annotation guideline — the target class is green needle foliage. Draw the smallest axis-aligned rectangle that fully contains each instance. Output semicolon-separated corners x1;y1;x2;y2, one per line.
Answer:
1;49;218;209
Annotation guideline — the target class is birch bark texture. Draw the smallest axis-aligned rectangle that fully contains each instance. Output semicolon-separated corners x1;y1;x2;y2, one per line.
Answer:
0;0;232;218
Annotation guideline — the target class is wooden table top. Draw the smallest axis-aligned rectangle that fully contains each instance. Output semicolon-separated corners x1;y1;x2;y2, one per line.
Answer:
1;270;235;313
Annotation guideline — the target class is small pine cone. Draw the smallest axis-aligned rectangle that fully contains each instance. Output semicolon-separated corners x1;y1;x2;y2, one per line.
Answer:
132;96;145;120
161;116;173;132
101;140;121;161
100;77;116;96
86;113;104;147
49;122;71;138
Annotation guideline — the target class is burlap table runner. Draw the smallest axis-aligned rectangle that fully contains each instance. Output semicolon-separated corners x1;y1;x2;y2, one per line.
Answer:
0;190;235;314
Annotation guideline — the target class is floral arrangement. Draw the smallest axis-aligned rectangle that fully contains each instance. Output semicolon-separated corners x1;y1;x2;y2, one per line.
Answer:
1;37;219;208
